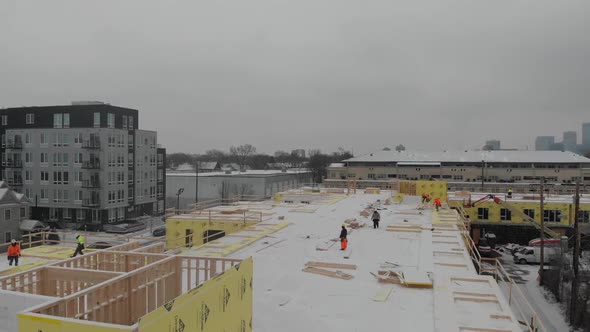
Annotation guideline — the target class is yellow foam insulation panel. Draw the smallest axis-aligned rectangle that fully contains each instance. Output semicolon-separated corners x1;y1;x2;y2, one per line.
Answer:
136;258;253;332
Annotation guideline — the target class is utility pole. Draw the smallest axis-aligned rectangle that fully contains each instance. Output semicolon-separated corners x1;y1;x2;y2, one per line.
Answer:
481;160;485;192
195;162;199;209
539;177;545;286
570;181;581;324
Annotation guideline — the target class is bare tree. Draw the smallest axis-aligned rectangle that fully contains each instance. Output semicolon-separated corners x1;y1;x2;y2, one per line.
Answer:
395;144;406;152
230;144;257;171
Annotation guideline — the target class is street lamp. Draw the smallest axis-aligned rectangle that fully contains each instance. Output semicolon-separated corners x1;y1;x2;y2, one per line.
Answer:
176;188;184;215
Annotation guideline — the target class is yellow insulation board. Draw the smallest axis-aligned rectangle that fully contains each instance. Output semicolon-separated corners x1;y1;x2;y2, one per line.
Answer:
18;314;131;332
137;257;253;332
195;223;290;257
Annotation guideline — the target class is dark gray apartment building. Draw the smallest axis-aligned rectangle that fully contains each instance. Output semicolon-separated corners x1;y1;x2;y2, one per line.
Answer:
0;102;166;227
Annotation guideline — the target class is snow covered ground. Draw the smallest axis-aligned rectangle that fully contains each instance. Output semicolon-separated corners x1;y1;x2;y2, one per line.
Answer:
499;252;577;332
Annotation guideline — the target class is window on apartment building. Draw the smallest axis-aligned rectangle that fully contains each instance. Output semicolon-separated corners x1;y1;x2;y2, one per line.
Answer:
25;133;31;145
1;115;7;126
524;209;535;220
500;208;512;221
4;232;11;243
63;114;70;128
579;211;590;223
40;171;49;182
74;133;82;144
63;208;71;220
128;116;134;129
94;112;101;128
40;189;47;199
25;188;32;199
122;115;127;129
107;113;115;128
477;208;489;220
53;113;63;128
453;175;464;180
75;190;83;202
40;132;47;145
26;113;34;124
543;210;561;223
128;188;134;200
77;209;85;221
128;172;134;183
25;152;32;164
25;170;32;181
20;207;27;219
4;209;10;221
368;174;375;179
74;153;82;165
40;152;48;164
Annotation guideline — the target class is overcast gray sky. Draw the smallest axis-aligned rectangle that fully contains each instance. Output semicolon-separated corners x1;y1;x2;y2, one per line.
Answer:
1;0;589;155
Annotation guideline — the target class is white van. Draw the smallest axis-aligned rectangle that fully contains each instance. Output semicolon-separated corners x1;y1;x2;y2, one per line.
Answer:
513;246;559;264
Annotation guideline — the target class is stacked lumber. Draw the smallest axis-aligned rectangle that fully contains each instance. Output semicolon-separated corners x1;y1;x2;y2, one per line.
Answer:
344;218;365;229
365;187;381;194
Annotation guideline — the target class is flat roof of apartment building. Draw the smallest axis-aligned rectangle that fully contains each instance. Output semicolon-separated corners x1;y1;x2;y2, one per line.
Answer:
344;150;590;164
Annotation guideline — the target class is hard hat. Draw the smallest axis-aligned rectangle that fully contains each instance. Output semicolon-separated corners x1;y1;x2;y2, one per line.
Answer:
11;239;16;244
342;224;346;227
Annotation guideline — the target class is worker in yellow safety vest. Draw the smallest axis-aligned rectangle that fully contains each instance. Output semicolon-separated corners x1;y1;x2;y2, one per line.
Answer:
507;188;513;199
71;235;85;257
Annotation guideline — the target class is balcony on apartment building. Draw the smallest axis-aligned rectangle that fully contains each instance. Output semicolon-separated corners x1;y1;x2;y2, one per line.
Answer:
5;141;23;149
82;140;101;149
5;159;23;168
6;177;23;186
82;179;101;189
82;197;101;207
82;159;101;169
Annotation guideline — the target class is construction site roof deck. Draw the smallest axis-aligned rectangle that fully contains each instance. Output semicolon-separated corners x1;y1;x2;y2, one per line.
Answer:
177;188;539;331
1;184;551;331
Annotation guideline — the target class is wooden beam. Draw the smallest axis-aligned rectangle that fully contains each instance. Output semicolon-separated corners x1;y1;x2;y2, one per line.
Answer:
454;297;499;304
459;327;511;332
453;291;497;298
45;267;123;284
306;262;357;270
302;267;353;280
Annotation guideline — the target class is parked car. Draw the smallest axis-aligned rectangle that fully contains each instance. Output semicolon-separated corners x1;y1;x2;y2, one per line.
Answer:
87;241;115;249
514;246;559;264
152;226;166;237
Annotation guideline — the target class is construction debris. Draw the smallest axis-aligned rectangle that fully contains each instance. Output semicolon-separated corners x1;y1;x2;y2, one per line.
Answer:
306;261;357;270
302;266;354;280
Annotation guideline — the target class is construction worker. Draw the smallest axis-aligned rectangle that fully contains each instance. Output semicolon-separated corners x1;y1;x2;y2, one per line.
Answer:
7;239;21;266
507;188;513;199
372;210;381;229
434;198;442;212
340;224;348;250
71;235;85;258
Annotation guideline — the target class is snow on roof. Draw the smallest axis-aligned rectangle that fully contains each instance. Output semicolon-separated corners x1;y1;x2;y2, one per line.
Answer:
328;163;345;168
345;150;590;164
167;169;311;177
200;194;523;331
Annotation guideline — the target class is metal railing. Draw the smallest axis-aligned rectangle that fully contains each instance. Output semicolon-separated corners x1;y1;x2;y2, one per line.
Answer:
81;140;101;149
